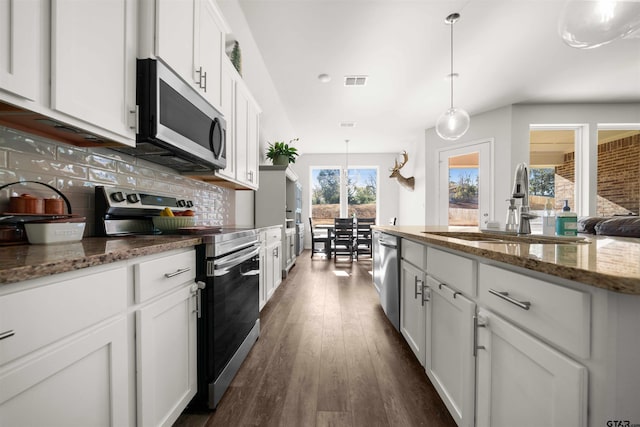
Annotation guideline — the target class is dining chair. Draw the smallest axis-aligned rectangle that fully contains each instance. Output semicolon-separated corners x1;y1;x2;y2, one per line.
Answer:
309;218;332;258
355;218;375;260
332;217;355;262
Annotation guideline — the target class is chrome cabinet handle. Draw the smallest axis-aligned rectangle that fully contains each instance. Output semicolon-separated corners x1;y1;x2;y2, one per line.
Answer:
0;330;15;341
473;315;487;357
422;284;430;304
201;71;207;92
164;267;191;278
414;276;423;302
488;289;531;310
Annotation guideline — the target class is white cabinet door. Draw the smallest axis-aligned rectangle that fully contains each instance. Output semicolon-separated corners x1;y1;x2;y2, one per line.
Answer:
0;317;129;427
259;242;267;310
246;99;260;187
0;0;41;101
235;81;250;186
400;259;426;365
425;276;475;427
137;284;197;427
476;309;588;427
194;0;224;111
272;243;282;290
218;58;236;181
51;0;135;139
156;0;195;87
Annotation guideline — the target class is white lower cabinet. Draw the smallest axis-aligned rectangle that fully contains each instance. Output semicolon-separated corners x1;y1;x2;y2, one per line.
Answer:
424;276;475;427
134;248;197;427
0;317;128;427
0;265;129;426
400;259;427;365
475;308;588;427
136;283;198;427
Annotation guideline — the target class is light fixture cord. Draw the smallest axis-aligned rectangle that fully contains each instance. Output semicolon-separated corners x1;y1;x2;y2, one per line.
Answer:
450;19;454;110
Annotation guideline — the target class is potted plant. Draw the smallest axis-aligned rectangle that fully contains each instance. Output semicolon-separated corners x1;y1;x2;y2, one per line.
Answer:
266;138;299;166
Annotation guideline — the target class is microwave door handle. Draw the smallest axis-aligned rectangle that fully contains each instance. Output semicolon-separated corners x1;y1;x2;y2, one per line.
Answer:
209;118;222;158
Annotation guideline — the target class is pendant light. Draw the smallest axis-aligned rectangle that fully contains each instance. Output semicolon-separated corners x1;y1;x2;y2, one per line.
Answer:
559;0;640;49
436;13;470;141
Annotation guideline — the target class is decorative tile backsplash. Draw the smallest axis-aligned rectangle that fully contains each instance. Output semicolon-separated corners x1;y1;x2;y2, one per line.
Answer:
0;126;235;236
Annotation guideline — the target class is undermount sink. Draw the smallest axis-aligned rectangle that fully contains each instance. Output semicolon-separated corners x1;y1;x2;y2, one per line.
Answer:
422;231;588;245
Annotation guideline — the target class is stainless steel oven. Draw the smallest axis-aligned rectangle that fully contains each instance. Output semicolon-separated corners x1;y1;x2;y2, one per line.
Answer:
191;229;260;410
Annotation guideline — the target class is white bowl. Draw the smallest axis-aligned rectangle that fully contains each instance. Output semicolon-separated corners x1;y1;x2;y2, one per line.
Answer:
24;221;86;244
152;216;196;233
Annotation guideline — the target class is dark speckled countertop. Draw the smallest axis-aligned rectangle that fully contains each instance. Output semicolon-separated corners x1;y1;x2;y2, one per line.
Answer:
374;225;640;295
0;235;202;286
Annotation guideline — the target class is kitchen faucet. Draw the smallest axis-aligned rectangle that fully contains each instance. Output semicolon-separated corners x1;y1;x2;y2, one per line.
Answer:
511;162;537;235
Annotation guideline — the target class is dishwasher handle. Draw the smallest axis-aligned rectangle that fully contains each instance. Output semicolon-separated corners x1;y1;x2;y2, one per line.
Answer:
379;241;397;249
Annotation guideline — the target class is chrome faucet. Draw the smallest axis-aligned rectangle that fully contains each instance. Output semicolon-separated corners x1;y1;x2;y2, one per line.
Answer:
511;162;538;234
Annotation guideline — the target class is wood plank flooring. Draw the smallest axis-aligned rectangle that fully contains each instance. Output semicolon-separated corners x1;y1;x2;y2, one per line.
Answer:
175;251;456;427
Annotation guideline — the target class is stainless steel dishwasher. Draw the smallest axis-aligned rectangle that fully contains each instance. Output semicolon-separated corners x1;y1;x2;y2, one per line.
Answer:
373;231;400;331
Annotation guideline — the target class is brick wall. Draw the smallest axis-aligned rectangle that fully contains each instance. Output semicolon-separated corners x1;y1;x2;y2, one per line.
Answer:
597;134;639;216
555;151;575;211
0;126;235;237
554;135;639;215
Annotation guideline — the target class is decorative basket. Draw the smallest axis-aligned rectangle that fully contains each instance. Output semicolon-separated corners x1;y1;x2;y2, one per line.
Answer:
152;216;196;233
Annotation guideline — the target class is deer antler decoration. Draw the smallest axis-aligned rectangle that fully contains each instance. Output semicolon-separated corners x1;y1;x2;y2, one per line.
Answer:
389;151;415;191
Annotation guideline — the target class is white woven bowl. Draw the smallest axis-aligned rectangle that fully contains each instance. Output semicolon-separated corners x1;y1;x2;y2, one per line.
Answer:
152;216;196;233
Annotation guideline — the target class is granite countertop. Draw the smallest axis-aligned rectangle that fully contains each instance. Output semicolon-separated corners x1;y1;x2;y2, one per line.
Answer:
0;235;202;286
374;225;640;295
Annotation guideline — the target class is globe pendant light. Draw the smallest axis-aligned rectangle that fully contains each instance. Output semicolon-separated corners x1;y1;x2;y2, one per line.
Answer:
436;13;470;141
559;0;640;49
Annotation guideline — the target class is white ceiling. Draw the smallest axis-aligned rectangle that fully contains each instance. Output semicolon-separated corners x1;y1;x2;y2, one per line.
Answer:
237;0;640;154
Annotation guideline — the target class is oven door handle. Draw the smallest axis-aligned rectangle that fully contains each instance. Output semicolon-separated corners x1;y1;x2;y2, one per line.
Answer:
214;244;260;273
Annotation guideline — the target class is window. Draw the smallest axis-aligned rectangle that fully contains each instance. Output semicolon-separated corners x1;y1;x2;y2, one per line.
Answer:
311;166;378;223
530;126;640;222
596;129;640;216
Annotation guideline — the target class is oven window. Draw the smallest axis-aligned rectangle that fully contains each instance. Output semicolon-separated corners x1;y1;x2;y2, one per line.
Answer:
210;254;259;379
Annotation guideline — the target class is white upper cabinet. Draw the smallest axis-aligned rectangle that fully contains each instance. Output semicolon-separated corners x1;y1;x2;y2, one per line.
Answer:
154;0;227;112
51;0;136;139
155;0;195;84
0;0;41;101
233;78;260;189
217;57;236;181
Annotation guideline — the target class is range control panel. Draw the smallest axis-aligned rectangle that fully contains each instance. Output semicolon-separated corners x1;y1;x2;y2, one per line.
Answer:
97;186;193;212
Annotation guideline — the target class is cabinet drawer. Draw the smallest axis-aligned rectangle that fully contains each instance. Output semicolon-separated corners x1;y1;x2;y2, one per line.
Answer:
478;263;590;358
401;239;426;270
0;266;127;365
135;249;196;303
426;247;476;296
266;227;281;245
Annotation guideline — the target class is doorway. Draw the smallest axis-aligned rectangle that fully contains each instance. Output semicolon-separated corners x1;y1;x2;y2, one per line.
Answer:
438;140;493;226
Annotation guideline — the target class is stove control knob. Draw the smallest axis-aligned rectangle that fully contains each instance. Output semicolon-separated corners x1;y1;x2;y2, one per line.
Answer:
111;191;125;203
126;193;140;203
186;200;194;208
177;199;187;207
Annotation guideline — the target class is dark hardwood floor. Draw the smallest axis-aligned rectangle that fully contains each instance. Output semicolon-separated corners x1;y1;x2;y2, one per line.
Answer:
175;251;456;427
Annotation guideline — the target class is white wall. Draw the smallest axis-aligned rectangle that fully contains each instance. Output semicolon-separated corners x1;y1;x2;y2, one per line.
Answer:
423;106;513;226
290;152;399;249
397;139;426;226
511;103;640;216
415;103;640;228
217;0;298;226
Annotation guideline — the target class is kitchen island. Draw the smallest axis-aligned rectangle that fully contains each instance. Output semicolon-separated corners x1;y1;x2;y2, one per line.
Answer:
374;225;640;427
375;225;640;294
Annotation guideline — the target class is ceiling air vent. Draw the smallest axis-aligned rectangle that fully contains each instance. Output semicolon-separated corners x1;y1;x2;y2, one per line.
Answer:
344;75;368;86
340;122;356;128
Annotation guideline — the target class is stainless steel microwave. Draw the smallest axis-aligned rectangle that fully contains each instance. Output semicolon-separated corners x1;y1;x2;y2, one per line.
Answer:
113;58;226;172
